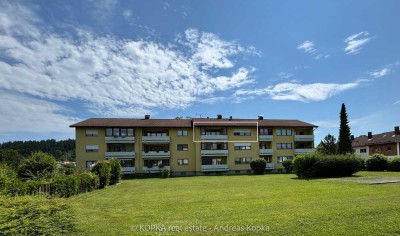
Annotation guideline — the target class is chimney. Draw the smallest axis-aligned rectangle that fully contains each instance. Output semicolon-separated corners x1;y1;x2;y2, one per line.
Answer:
368;132;372;139
144;115;150;120
395;126;400;135
350;135;354;141
217;114;222;119
229;116;232;121
258;115;264;120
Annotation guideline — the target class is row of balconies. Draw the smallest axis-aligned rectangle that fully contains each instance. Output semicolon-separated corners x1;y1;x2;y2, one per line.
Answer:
104;135;314;143
104;148;315;159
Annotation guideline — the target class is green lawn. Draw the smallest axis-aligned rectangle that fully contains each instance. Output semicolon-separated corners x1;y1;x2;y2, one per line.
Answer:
70;172;400;235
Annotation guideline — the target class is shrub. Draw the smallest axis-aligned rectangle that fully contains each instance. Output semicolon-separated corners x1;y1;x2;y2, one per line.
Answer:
0;164;18;191
282;160;293;173
109;159;122;185
91;161;111;189
293;153;361;178
2;179;28;196
250;159;267;175
0;195;76;235
18;151;57;180
388;158;400;172
359;158;366;170
366;154;388;171
161;168;170;178
60;163;76;175
51;175;78;198
25;181;43;195
76;172;98;193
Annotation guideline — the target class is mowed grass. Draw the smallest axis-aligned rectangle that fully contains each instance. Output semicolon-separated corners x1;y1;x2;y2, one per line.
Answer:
70;172;400;236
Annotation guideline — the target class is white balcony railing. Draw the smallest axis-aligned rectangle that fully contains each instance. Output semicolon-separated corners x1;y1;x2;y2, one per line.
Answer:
201;164;229;172
294;135;314;142
105;136;135;143
142;151;170;158
200;135;228;141
201;149;228;156
122;167;135;174
266;163;274;169
259;149;273;155
259;135;273;142
143;166;170;173
142;136;170;143
294;148;315;155
105;151;135;158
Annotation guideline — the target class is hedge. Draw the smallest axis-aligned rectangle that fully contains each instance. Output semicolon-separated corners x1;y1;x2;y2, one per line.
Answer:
109;159;122;185
282;160;294;173
366;154;388;171
91;161;111;189
250;159;267;175
388;158;400;172
0;195;76;235
293;153;361;178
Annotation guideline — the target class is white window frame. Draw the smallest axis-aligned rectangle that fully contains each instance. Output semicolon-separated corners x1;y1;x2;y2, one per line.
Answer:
85;129;98;136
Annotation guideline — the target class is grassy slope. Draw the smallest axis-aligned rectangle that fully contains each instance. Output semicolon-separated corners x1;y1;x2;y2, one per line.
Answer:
70;172;400;236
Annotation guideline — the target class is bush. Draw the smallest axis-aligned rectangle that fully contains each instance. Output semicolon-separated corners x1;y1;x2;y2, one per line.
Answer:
282;160;293;173
2;179;28;196
25;181;43;195
76;172;99;192
250;159;267;175
0;195;76;235
293;153;361;178
359;158;366;170
366;154;388;171
109;159;122;185
388;158;400;172
91;161;111;189
161;168;170;178
60;163;76;175
18;152;57;180
0;164;18;191
51;175;78;198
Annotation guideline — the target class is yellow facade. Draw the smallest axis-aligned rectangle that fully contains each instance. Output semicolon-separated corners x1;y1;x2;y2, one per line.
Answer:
73;121;315;175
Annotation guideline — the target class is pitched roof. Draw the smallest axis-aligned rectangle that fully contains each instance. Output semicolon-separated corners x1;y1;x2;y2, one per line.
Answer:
70;118;317;128
352;131;400;147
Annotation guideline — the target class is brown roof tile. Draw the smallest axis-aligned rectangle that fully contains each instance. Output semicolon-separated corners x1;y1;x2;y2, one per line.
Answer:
352;131;400;147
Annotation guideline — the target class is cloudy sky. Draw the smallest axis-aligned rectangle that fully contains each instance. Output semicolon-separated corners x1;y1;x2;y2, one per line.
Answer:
0;0;399;143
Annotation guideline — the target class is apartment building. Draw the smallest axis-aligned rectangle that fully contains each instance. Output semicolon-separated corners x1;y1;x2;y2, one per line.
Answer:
70;115;317;175
352;126;400;158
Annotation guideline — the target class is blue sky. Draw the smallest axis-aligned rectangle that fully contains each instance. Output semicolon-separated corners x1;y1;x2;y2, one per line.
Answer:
0;0;399;143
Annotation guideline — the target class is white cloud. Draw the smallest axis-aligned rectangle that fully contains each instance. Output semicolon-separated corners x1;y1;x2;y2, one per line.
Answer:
297;40;315;53
235;81;360;102
0;1;256;122
394;100;400;105
122;9;133;19
0;91;78;134
344;31;371;54
369;68;390;78
277;72;293;79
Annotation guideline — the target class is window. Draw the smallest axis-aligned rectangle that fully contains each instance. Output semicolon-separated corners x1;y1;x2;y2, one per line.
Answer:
201;142;227;150
85;145;99;152
277;156;293;163
375;148;382;152
120;159;134;167
177;144;188;151
120;128;127;137
128;128;134;136
277;143;292;149
235;157;252;164
277;129;292;136
177;159;189;165
106;128;113;137
387;146;392;151
263;156;272;163
113;128;120;137
234;143;251;150
86;161;97;168
233;129;251;136
259;128;273;135
360;148;367;153
177;130;188;136
86;129;98;136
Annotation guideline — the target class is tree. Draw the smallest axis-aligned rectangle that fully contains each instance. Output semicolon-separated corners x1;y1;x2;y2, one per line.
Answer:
337;103;354;154
18;151;58;180
0;149;25;170
316;134;337;155
250;159;266;175
91;161;111;189
108;159;122;185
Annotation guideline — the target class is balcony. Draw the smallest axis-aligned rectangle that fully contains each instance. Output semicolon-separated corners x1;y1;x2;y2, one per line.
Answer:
142;136;170;143
201;149;228;156
266;163;274;169
105;151;135;158
294;135;314;142
200;135;228;141
122;167;135;174
201;164;229;172
259;149;273;155
143;166;170;173
142;151;170;159
294;148;315;155
105;136;135;143
259;135;273;142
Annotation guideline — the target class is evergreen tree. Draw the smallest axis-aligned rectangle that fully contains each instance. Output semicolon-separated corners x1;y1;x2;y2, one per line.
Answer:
316;134;337;155
337;103;354;154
